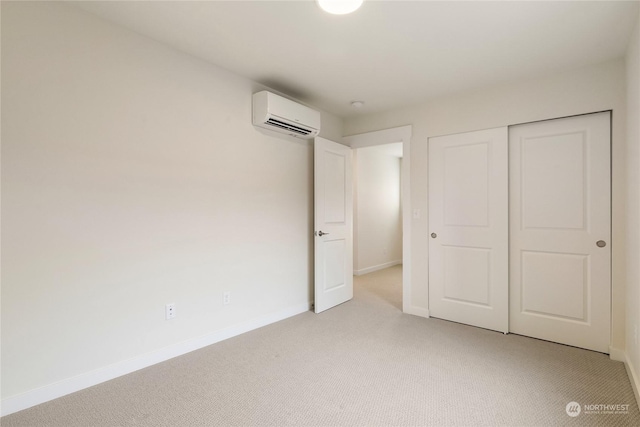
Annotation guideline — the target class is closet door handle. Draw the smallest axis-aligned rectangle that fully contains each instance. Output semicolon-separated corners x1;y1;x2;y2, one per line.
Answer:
596;240;606;248
431;233;437;238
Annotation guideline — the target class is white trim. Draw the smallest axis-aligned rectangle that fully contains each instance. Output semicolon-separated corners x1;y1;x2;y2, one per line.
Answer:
625;352;640;409
608;347;640;408
609;346;626;362
0;302;311;417
354;260;402;276
343;125;411;149
401;130;413;316
343;126;416;316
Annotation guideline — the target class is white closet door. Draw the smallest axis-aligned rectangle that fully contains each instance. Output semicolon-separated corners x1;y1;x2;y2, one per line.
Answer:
428;128;509;333
509;112;611;353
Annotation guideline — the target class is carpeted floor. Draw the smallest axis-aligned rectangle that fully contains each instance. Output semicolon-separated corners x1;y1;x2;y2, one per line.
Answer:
3;265;639;426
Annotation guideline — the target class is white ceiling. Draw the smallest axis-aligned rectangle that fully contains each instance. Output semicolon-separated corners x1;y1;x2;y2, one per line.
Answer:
74;1;639;118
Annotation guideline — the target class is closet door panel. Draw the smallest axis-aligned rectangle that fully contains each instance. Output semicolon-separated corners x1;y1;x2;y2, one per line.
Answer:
428;127;508;333
509;112;611;353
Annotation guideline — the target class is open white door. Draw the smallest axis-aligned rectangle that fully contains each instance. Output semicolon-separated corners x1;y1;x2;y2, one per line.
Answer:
428;127;509;333
314;137;353;313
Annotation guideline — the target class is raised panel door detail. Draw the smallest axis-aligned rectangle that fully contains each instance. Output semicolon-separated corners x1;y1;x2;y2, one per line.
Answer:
521;131;586;230
323;239;346;291
324;151;346;224
444;142;489;227
443;246;491;306
520;251;588;322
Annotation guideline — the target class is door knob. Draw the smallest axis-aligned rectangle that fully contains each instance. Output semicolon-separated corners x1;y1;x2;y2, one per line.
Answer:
596;240;606;248
317;231;330;237
431;233;437;238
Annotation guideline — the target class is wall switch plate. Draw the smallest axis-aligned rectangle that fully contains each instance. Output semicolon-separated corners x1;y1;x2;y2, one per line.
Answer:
165;303;176;320
223;292;231;305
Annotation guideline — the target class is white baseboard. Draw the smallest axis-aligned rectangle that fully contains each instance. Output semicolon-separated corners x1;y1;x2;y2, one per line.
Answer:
1;302;311;417
609;346;626;362
609;347;640;409
624;352;640;409
354;260;402;276
403;305;429;318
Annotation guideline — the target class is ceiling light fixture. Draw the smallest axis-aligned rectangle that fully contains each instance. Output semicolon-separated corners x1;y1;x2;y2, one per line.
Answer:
351;101;364;109
317;0;364;15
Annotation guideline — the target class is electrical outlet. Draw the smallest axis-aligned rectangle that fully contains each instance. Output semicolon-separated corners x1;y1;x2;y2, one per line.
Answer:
223;292;231;305
165;303;176;320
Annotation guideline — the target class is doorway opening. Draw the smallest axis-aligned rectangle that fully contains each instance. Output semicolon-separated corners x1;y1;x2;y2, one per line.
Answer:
343;125;412;313
353;143;403;275
353;143;403;309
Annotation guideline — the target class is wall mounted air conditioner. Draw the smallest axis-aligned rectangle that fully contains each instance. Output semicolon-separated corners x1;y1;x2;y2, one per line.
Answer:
252;91;321;139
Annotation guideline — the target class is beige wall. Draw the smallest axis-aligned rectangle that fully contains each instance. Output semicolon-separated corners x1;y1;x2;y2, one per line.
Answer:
1;2;342;402
626;7;640;400
354;147;402;274
345;59;627;351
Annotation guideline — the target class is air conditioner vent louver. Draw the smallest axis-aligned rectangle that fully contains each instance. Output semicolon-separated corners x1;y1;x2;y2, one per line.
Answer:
266;118;313;135
252;91;321;139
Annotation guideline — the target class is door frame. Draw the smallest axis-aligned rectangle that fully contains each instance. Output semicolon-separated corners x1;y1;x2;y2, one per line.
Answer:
343;125;416;315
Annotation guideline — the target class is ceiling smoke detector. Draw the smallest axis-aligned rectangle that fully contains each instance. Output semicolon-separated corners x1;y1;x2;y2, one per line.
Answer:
351;101;365;109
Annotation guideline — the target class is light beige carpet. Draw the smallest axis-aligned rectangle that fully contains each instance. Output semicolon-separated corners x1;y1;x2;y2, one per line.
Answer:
3;265;639;426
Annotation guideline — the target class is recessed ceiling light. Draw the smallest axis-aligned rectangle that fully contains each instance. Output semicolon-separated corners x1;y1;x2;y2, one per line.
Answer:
317;0;364;15
351;101;365;108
